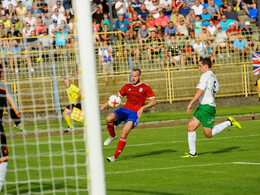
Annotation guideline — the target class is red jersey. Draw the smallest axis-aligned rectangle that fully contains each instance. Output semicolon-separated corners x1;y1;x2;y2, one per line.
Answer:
119;82;155;112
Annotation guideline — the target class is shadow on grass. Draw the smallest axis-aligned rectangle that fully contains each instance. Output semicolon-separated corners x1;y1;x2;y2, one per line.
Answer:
199;146;240;155
5;182;86;194
119;149;177;161
107;188;182;195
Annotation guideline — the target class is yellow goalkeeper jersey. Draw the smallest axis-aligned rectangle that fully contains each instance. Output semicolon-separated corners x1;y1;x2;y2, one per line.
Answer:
66;84;81;104
256;79;260;97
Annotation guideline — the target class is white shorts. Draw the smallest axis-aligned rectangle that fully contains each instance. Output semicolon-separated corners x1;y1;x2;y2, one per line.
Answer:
0;161;8;192
172;55;180;61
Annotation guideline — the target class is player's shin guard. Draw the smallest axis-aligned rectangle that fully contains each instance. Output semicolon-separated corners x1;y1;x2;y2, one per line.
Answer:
107;122;116;137
0;161;8;192
188;131;196;155
212;121;231;136
64;115;72;128
114;137;126;159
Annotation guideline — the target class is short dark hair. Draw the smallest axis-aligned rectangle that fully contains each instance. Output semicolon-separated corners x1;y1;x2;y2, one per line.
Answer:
133;68;141;75
201;58;212;68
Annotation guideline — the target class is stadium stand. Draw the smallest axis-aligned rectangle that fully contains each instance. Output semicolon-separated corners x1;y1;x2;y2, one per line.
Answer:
0;0;259;112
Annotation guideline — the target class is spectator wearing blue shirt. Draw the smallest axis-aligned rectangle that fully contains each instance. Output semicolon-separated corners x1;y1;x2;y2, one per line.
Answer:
55;27;69;48
165;21;177;40
10;39;21;73
201;8;212;26
115;14;132;38
234;34;248;56
218;15;235;32
28;3;41;15
137;4;149;22
179;2;190;18
130;0;142;13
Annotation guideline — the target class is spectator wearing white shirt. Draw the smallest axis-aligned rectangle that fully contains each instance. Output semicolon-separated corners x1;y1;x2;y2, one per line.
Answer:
40;30;53;61
51;8;66;25
52;1;65;16
191;0;203;15
159;0;172;15
2;0;17;11
24;10;37;30
193;39;203;61
48;19;60;36
115;0;131;18
21;0;33;9
214;25;229;57
148;0;165;19
144;0;153;11
207;20;216;36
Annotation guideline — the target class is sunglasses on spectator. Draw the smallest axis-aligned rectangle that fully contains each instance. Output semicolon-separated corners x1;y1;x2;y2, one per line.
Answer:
152;1;157;2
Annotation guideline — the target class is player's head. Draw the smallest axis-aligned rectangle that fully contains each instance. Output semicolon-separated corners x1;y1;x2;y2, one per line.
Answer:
132;68;141;85
64;78;70;88
199;58;212;73
201;58;212;68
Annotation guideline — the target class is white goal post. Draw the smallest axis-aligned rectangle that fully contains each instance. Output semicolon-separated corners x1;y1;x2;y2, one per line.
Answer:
75;1;106;195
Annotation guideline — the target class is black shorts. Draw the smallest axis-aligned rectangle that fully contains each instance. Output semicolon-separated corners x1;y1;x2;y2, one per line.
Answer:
66;102;81;111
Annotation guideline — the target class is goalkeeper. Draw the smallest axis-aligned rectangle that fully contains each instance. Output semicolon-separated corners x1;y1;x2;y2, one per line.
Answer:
63;78;82;133
0;63;24;192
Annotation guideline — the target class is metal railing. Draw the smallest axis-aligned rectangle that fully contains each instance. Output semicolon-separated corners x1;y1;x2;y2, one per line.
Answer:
0;32;259;112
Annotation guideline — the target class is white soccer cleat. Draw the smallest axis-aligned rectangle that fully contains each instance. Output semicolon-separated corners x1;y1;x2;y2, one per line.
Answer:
107;156;116;162
104;135;118;146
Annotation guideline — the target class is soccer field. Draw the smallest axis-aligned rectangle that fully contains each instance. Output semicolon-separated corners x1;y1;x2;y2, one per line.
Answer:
4;119;260;194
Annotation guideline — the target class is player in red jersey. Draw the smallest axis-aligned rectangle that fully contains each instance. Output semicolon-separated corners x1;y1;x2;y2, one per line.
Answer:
100;68;156;162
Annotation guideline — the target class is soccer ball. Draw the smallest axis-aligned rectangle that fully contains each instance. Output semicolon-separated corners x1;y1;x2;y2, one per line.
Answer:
108;95;121;108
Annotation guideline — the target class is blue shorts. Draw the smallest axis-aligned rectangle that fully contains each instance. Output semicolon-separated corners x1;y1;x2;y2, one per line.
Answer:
113;108;139;129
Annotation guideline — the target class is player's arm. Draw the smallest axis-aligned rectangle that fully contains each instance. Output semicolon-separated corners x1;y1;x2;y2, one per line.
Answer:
255;82;260;93
137;98;156;118
4;86;25;131
74;90;81;106
187;89;204;114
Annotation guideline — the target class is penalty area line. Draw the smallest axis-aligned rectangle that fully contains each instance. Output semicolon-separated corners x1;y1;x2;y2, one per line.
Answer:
105;162;260;175
103;134;260;149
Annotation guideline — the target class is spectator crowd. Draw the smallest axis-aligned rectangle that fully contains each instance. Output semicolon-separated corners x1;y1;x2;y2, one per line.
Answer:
92;0;259;70
0;0;258;73
0;0;74;73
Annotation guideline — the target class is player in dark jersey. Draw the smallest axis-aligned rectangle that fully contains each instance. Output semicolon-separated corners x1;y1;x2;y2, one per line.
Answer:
0;63;24;192
100;68;156;162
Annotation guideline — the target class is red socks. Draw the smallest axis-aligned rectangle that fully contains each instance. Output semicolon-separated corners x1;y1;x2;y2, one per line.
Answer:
114;137;126;159
107;122;116;137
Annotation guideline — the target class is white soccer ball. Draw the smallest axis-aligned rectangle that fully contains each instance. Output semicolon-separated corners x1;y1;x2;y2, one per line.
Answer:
108;95;121;108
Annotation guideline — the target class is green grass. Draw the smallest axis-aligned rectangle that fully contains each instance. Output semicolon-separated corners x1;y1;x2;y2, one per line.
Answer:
5;104;258;132
3;119;260;194
101;105;260;125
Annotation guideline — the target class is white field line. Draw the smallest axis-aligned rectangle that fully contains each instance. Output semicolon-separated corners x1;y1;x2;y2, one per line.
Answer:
232;162;260;165
8;133;260;159
5;162;259;183
105;162;260;175
102;133;260;149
